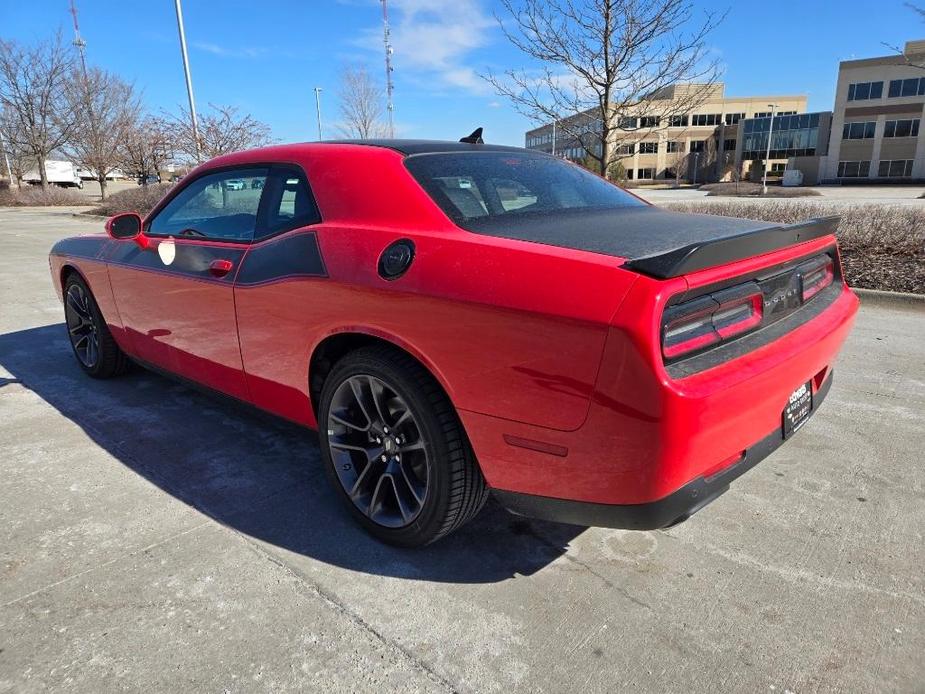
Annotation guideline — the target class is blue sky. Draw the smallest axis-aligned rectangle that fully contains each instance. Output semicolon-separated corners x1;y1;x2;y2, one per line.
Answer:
2;0;923;146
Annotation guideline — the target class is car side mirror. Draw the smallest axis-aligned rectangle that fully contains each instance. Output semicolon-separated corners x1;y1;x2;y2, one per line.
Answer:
106;212;143;240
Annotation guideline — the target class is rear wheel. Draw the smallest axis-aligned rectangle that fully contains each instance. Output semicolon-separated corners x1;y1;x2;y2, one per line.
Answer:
319;345;488;546
63;273;129;378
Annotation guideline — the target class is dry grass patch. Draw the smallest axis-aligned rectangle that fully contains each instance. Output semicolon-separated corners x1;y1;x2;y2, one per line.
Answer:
663;200;925;294
0;185;91;207
87;183;173;216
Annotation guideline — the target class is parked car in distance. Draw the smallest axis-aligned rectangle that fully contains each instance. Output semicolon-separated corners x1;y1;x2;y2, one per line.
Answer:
251;179;264;189
24;160;83;189
137;175;161;185
48;137;859;546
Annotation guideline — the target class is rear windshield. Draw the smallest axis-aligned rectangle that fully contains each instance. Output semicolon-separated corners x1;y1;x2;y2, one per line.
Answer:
404;152;644;229
405;152;644;231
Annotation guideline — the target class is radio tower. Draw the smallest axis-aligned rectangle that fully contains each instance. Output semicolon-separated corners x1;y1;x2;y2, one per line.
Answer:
70;0;88;77
381;0;395;138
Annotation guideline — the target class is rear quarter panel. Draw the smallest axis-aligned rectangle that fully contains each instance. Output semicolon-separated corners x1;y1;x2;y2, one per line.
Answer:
234;223;636;431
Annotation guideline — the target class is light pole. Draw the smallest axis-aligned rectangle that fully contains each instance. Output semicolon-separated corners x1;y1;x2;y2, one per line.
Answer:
551;119;557;156
693;152;700;185
313;87;323;140
762;103;779;195
174;0;201;162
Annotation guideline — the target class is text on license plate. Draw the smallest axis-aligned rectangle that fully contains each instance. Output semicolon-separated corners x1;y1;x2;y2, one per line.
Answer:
782;381;813;439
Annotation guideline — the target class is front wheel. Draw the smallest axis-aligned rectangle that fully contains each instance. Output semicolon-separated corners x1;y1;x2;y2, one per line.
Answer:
63;274;129;378
319;345;488;546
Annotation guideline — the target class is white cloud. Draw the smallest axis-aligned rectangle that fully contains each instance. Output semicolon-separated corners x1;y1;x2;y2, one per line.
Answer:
192;41;267;59
356;0;494;94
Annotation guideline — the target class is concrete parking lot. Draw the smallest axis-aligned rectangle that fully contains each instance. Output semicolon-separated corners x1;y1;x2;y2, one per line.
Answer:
1;207;923;693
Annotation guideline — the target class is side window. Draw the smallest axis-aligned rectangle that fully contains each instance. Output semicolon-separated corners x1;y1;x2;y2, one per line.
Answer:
258;166;322;239
147;168;268;242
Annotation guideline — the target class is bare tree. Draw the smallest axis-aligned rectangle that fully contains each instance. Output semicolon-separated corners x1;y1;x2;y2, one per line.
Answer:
337;65;388;139
168;104;272;162
0;33;77;188
120;116;173;185
484;0;724;179
61;67;140;199
0;107;32;187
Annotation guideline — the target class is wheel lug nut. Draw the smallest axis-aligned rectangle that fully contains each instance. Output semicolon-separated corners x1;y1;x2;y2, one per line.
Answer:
383;427;389;434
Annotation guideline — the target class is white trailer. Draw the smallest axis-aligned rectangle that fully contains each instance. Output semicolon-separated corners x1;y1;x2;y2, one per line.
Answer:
23;160;84;189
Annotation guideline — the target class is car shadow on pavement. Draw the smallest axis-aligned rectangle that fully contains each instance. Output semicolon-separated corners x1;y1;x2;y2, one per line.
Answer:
0;323;585;583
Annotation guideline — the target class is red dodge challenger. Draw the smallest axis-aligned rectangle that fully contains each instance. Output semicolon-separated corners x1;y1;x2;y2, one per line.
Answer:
49;137;859;546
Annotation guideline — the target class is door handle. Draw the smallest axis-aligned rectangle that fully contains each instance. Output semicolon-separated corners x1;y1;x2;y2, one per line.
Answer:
209;259;234;277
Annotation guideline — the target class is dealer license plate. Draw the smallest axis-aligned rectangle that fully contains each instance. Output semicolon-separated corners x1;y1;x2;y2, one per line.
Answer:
782;381;813;439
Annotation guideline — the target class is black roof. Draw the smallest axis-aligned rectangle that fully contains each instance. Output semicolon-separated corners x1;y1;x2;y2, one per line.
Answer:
321;139;531;155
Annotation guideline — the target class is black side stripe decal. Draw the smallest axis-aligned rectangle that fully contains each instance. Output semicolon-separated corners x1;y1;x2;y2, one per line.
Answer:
50;236;111;261
94;231;327;286
105;241;247;284
236;232;327;286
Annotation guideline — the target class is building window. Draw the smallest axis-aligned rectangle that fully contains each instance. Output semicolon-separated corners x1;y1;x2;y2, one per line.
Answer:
741;112;821;159
842;121;876;139
625;169;634;179
877;159;914;177
847;81;884;101
725;112;745;125
639;142;658;154
884;119;920;137
753;111;772;118
639;116;660;128
689;140;706;153
668;115;688;127
618;116;637;129
637;167;654;179
617;143;635;155
888;77;925;97
691;113;721;126
770;163;786;174
837;160;871;177
723;138;737;151
666;141;683;153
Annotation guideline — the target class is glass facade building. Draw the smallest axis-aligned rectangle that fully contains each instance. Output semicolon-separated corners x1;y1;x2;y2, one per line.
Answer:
742;112;821;159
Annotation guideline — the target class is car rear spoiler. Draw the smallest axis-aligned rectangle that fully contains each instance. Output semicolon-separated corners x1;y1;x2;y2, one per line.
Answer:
624;216;840;279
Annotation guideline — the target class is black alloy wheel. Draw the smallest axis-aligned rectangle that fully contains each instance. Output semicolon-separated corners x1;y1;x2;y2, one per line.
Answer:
319;345;489;546
65;281;100;369
63;274;130;379
327;374;429;528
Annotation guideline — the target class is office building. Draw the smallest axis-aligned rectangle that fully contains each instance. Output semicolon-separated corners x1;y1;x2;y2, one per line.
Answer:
823;40;925;181
524;83;806;182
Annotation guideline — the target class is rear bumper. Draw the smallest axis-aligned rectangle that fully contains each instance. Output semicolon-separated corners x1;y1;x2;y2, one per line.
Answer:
493;371;833;530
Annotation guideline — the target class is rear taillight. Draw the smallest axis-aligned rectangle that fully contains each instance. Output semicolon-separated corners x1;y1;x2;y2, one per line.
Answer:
662;282;764;360
800;256;834;302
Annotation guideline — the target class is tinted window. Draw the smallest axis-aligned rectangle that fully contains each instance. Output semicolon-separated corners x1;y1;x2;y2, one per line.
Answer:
258;166;322;239
404;152;644;226
148;168;268;242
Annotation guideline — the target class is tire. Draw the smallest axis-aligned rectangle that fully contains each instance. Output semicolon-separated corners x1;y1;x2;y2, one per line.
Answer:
63;273;130;379
318;345;488;547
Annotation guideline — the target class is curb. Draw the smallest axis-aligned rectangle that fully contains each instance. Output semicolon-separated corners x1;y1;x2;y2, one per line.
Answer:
852;287;925;308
